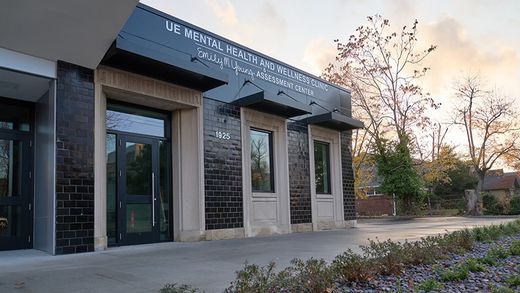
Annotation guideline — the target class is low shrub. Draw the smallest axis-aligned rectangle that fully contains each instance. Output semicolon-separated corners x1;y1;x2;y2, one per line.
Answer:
491;285;515;293
416;279;444;292
487;246;510;260
477;254;499;266
284;258;334;292
509;240;520;256
483;193;505;215
224;261;291;293
436;265;469;282
361;238;408;275
331;249;375;282
161;283;201;293
510;197;520;215
506;274;520;287
463;258;487;272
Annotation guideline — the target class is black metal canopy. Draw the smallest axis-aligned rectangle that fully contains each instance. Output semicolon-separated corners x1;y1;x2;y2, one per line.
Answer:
101;33;228;92
301;111;364;131
232;81;312;118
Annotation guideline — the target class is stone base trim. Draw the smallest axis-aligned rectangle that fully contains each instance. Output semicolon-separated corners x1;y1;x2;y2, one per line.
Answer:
291;223;313;233
176;230;206;242
94;236;107;251
346;220;357;228
204;228;245;241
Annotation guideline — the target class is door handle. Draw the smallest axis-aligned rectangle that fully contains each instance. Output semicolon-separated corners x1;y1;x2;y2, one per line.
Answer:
152;172;156;227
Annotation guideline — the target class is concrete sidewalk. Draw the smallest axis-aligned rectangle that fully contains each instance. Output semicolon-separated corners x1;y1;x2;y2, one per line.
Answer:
0;216;517;293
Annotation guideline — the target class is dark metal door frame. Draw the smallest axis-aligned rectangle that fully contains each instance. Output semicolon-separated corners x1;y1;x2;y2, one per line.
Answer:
117;134;161;245
0;129;33;251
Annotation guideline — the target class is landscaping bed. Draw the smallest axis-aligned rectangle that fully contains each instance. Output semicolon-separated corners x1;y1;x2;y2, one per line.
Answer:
162;219;520;293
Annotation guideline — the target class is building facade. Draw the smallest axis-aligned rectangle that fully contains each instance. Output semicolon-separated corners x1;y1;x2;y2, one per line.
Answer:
0;3;362;254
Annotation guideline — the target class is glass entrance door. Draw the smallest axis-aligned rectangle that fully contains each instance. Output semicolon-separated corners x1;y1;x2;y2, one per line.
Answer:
0;132;32;250
119;135;159;245
106;101;171;246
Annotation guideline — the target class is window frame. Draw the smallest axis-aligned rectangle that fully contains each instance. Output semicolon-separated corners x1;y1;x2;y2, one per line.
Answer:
250;127;275;193
314;140;332;195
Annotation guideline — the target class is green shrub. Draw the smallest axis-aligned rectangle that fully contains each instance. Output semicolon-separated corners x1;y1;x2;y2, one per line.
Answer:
477;254;498;266
437;265;469;282
510;197;520;215
416;279;444;292
487;246;510;259
491;285;515;293
161;283;201;293
506;274;520;287
332;249;375;282
483;193;504;215
510;240;520;256
463;258;487;272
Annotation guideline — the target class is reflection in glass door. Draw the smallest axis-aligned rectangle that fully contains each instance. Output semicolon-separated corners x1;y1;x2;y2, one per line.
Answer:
105;101;171;246
120;137;156;244
0;135;32;250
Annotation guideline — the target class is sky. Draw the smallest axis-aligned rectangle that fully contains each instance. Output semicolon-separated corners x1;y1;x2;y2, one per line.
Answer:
140;0;520;163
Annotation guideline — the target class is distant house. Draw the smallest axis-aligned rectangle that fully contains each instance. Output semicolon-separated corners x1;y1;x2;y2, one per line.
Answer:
483;169;520;198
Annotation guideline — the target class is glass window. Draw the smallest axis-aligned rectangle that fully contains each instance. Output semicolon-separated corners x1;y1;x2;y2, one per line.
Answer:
125;142;152;196
106;134;117;245
106;103;165;137
314;141;331;194
0;205;21;236
159;141;170;241
126;203;152;233
0;103;31;132
250;129;274;192
0;140;22;197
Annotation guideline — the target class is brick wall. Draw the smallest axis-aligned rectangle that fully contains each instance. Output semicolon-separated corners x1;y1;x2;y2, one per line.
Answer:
203;98;243;230
341;131;357;220
55;61;95;254
287;122;312;224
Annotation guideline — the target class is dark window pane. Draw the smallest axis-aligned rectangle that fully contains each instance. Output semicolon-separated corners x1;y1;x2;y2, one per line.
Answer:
314;141;331;194
159;141;170;241
250;129;273;192
126;142;152;195
106;134;117;244
0;205;21;236
0;140;22;197
126;203;152;233
106;104;165;137
0;104;31;132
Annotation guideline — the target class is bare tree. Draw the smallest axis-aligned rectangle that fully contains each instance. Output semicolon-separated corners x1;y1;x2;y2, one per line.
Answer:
324;15;438;198
453;75;520;214
325;15;437;148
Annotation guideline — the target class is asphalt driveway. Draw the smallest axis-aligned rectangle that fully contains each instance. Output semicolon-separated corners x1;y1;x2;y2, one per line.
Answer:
0;216;517;293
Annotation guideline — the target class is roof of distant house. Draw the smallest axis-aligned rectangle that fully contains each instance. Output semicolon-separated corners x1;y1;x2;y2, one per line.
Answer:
483;170;520;191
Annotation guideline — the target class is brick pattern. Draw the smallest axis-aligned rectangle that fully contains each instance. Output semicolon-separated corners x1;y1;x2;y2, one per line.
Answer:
55;61;95;254
287;122;312;224
341;131;357;220
203;98;243;230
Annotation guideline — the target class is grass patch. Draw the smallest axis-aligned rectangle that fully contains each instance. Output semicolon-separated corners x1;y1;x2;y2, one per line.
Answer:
487;246;510;260
491;285;515;293
416;278;444;292
506;274;520;287
463;258;487;272
509;240;520;256
436;265;469;282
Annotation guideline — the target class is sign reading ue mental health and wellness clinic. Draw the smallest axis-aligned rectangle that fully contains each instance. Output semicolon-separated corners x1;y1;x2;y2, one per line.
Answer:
164;20;329;98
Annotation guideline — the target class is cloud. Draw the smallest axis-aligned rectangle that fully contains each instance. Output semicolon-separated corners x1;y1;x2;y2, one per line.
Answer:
302;38;337;76
418;17;520;98
206;0;238;26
